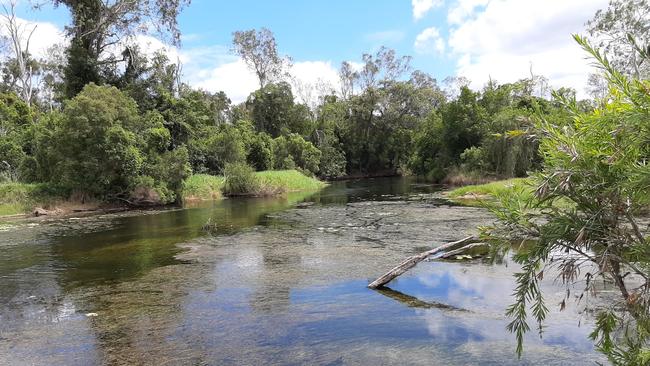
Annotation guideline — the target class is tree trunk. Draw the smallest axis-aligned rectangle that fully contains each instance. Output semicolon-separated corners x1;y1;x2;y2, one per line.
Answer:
367;236;480;289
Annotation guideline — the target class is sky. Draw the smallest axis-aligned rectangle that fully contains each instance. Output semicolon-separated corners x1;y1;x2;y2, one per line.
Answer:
10;0;609;102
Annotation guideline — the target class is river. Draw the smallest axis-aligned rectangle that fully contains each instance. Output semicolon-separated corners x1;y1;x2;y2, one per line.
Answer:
0;177;606;365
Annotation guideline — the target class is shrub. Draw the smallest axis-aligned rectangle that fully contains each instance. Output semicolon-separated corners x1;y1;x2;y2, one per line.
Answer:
485;36;650;363
247;132;274;171
273;133;321;175
49;84;144;198
318;144;346;179
222;162;259;195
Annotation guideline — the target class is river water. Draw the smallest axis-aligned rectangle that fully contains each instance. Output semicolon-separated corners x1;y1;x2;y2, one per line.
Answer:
0;178;606;365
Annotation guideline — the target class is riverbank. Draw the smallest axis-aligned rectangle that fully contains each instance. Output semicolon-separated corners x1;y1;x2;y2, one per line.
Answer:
0;170;325;218
0;182;100;217
181;170;325;201
445;178;532;206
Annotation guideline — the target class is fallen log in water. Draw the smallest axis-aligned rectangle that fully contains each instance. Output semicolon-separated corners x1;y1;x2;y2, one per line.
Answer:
437;242;489;260
367;235;481;289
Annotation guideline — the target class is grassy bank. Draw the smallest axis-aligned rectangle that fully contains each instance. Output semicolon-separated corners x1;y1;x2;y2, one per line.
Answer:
255;170;325;193
447;178;533;206
181;169;325;202
182;174;225;201
0;182;68;216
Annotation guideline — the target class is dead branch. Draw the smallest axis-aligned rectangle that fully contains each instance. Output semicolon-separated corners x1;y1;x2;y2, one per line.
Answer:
367;235;480;289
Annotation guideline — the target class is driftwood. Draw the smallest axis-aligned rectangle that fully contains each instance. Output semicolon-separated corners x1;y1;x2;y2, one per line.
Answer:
367;235;480;289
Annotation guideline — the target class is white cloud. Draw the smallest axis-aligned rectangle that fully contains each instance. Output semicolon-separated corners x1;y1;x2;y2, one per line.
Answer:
290;60;340;108
414;27;445;55
447;0;609;98
188;58;258;103
182;54;341;105
412;0;444;21
447;0;488;25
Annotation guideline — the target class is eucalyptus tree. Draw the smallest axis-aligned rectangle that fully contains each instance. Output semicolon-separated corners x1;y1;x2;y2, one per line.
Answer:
587;0;650;78
52;0;190;98
0;0;37;106
232;28;291;88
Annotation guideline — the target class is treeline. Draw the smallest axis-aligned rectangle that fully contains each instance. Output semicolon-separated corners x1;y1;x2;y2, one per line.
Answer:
0;2;589;204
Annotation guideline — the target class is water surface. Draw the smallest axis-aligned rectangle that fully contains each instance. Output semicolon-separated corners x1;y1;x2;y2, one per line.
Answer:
0;177;606;365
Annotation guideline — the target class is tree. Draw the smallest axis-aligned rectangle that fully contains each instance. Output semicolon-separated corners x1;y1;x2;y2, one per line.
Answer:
273;133;320;175
0;92;34;181
587;0;650;78
246;82;312;138
339;61;358;100
358;46;411;91
50;83;144;196
232;28;290;88
486;35;650;364
1;0;37;106
53;0;190;98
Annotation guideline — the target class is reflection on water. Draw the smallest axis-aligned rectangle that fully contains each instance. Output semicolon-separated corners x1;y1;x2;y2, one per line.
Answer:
0;177;606;365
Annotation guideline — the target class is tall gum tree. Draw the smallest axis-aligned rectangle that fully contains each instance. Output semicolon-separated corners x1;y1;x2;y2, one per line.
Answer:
52;0;190;98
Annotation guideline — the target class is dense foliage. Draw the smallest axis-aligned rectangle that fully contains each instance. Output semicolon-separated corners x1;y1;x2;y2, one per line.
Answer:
1;0;649;363
0;13;572;204
484;35;650;364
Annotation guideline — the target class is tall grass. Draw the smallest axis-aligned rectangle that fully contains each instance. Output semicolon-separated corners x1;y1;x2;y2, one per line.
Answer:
0;182;63;216
181;169;325;201
181;174;225;201
447;178;533;206
256;170;326;193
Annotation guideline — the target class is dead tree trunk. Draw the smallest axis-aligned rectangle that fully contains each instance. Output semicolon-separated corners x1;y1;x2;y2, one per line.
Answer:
367;236;480;289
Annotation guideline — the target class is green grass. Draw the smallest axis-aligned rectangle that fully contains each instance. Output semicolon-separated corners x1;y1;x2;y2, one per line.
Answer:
255;170;326;193
0;182;61;216
181;170;325;201
447;178;533;206
181;174;225;201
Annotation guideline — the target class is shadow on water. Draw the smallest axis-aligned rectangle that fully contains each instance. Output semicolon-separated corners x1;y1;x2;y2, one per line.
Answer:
374;286;469;312
0;177;608;365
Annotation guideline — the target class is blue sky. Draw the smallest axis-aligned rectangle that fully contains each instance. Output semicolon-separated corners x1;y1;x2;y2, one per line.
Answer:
178;0;453;76
13;0;609;102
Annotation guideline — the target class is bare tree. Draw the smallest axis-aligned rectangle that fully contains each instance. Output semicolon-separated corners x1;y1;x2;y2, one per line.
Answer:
232;28;291;88
339;61;357;99
586;72;608;102
1;0;36;106
442;75;470;100
358;47;411;90
290;75;334;112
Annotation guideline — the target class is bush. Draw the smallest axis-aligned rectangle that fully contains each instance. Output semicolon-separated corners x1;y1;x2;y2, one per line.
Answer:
49;84;144;197
247;132;274;171
318;144;346;179
222;162;259;195
273;133;321;175
203;126;246;174
485;36;650;363
128;175;174;204
460;146;485;172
